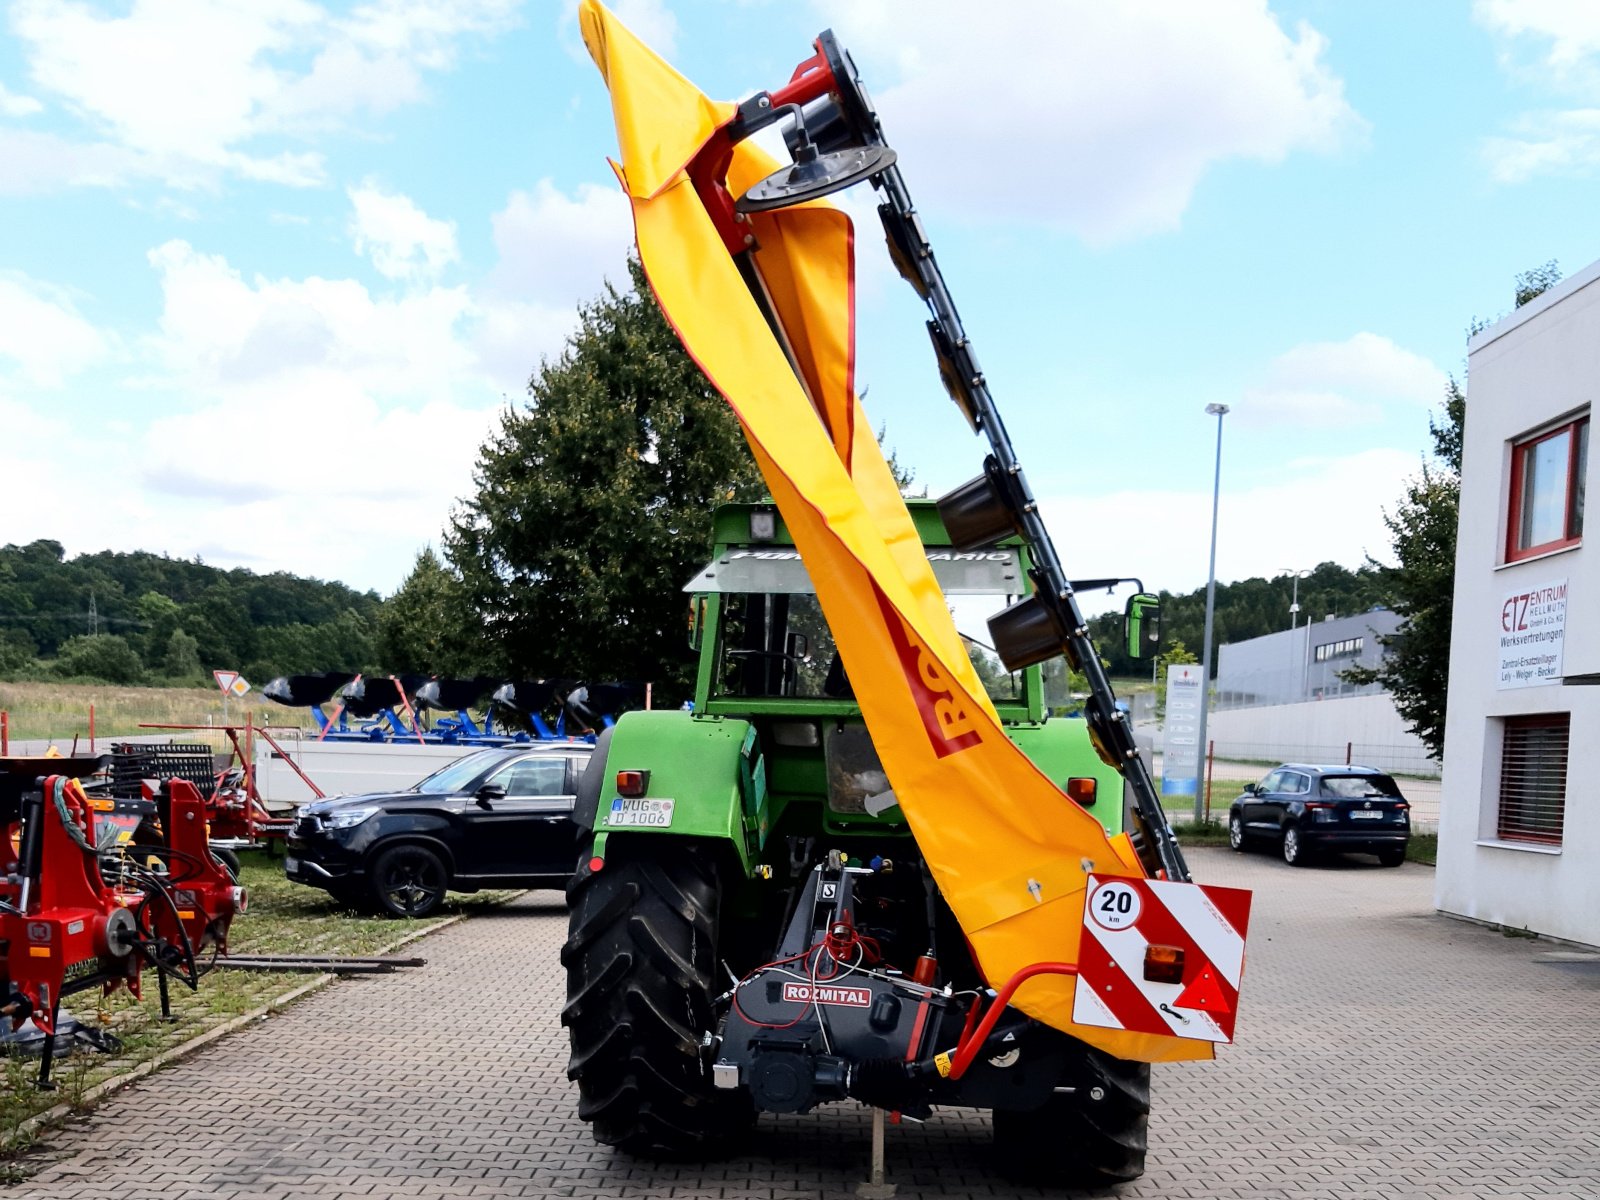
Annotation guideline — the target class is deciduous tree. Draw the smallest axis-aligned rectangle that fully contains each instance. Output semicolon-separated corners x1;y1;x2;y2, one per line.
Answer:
447;259;763;699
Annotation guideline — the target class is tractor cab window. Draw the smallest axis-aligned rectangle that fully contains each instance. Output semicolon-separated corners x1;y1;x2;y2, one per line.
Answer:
693;545;1026;702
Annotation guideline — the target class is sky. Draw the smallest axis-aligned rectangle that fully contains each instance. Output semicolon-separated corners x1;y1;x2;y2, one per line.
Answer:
2;0;1599;619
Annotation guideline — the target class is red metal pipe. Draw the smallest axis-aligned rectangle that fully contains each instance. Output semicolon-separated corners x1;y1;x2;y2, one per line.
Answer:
945;961;1079;1080
1;710;8;755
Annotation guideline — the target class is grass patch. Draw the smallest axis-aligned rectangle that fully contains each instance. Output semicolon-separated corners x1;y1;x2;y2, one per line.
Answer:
0;680;310;749
1157;779;1251;820
1405;833;1437;866
1174;817;1231;847
0;852;516;1158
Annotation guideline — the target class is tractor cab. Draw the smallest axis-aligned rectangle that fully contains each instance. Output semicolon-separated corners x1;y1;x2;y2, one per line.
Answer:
686;501;1042;720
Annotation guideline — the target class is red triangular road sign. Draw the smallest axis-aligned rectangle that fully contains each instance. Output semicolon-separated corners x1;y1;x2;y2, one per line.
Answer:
1176;966;1233;1015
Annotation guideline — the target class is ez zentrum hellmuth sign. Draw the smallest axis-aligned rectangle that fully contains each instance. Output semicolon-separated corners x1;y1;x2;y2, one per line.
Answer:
1497;579;1566;690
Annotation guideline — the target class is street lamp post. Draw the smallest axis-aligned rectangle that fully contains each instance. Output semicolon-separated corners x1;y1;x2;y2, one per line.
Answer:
1281;567;1311;702
1193;403;1229;824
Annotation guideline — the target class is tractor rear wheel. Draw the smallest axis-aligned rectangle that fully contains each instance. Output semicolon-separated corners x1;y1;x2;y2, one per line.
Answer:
561;840;750;1157
992;1041;1150;1189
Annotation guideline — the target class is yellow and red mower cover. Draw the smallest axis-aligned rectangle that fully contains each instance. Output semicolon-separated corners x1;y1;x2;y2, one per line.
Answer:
579;0;1247;1064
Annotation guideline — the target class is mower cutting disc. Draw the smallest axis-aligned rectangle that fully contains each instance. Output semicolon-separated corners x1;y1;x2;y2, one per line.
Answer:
737;144;896;213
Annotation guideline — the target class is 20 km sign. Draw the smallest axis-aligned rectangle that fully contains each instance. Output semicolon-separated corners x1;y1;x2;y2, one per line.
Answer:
1073;874;1253;1044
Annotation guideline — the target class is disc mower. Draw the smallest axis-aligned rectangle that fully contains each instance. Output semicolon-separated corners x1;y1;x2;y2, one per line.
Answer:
564;7;1253;1190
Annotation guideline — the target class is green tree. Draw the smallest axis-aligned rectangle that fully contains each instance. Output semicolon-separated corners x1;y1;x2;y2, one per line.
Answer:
379;548;480;676
53;634;145;684
1347;263;1560;758
1343;387;1461;757
161;628;203;681
447;259;763;699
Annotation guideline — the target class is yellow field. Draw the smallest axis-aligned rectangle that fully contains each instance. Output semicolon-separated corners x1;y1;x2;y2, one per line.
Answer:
0;680;305;750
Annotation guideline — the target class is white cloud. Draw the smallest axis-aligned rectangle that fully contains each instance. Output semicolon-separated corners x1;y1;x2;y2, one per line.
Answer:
1241;332;1447;427
1476;0;1600;80
1475;0;1600;178
610;0;679;59
810;0;1362;243
475;179;634;387
8;0;519;192
1483;107;1600;181
348;182;461;281
1040;447;1419;612
0;81;43;117
0;172;634;593
0;273;111;386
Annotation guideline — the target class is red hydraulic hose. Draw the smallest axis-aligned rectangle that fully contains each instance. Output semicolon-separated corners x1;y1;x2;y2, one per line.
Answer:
944;961;1079;1081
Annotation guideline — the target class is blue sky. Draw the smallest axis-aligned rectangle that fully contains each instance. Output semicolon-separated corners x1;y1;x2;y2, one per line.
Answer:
2;0;1597;617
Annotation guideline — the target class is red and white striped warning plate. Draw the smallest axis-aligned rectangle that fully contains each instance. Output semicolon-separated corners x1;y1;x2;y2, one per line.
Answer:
1072;874;1253;1044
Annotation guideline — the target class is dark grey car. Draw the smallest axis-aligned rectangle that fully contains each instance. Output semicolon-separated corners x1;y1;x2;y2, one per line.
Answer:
285;743;593;916
1228;763;1410;867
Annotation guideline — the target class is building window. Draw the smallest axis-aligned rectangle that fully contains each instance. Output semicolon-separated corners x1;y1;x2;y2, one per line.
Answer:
1507;414;1588;561
1497;714;1569;844
1313;637;1364;663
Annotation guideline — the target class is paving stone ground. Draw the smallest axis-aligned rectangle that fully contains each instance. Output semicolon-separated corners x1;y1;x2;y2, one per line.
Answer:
13;848;1600;1200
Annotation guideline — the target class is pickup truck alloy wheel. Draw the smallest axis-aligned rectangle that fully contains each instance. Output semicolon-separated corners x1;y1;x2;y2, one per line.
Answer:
370;844;448;917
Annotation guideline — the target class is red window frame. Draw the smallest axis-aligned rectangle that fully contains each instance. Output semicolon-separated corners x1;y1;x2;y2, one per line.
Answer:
1506;415;1588;562
1496;714;1569;845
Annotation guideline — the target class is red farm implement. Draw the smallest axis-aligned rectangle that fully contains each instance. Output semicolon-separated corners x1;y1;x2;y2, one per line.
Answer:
2;757;243;1087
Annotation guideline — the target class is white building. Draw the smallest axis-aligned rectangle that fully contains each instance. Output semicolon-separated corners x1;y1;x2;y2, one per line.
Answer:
1435;261;1595;947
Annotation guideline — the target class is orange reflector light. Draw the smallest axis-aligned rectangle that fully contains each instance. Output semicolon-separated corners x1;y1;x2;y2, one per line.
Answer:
615;770;650;797
588;856;605;873
178;911;196;920
1143;944;1185;984
28;947;50;958
1065;777;1097;807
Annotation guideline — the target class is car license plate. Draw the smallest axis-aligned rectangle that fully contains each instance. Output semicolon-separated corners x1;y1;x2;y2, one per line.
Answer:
607;797;675;828
284;855;301;872
1349;810;1383;820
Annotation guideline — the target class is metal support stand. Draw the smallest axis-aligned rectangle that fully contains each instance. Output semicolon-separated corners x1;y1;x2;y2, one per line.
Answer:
36;1003;60;1091
855;1106;896;1199
158;969;175;1022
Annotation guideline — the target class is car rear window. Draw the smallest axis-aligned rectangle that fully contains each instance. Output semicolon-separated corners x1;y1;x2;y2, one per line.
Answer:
1321;774;1402;799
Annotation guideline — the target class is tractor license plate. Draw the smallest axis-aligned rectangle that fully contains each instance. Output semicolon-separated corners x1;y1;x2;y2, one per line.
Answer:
1349;810;1383;820
607;797;675;828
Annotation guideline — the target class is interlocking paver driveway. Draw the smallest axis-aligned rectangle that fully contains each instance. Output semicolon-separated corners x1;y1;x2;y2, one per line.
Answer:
14;849;1600;1199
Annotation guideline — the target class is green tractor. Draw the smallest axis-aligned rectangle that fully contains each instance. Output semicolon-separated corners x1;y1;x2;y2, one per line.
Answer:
563;500;1163;1188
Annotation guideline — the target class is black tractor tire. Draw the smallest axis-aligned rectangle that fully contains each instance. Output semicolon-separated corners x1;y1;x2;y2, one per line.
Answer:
369;843;450;918
209;845;242;880
1377;847;1406;868
993;1041;1150;1188
561;841;750;1157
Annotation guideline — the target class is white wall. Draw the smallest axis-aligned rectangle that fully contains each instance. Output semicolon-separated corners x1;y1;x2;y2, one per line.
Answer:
1435;261;1600;949
255;737;477;805
1200;693;1435;775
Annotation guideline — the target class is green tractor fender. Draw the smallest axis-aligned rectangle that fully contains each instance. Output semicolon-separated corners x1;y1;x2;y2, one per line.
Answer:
575;710;765;875
1004;719;1129;839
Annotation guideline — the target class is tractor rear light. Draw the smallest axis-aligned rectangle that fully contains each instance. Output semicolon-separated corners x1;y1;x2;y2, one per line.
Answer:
1143;944;1185;984
615;770;650;797
1065;777;1097;807
588;856;605;874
